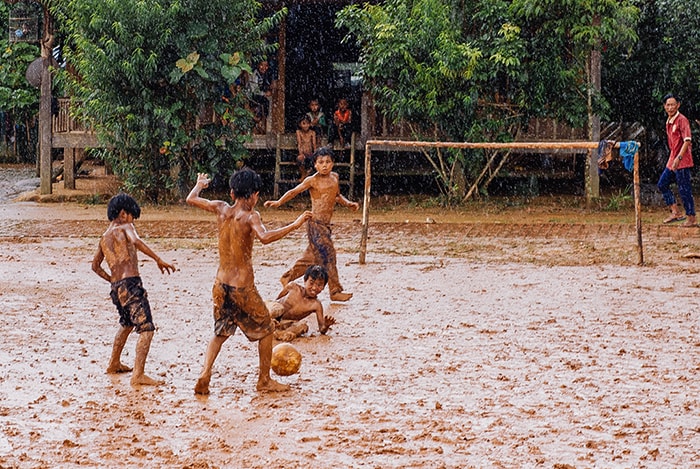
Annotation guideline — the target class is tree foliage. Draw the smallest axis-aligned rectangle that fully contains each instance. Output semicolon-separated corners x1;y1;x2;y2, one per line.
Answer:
603;0;700;127
0;2;41;127
338;0;638;203
53;0;285;201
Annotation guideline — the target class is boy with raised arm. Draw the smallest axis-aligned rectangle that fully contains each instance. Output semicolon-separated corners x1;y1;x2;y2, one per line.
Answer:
186;169;312;394
92;193;175;386
265;147;358;301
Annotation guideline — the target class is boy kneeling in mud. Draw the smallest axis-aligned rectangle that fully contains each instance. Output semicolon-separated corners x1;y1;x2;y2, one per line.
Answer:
267;265;336;341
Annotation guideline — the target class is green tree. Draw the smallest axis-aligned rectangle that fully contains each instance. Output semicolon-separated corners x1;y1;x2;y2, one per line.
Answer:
0;2;41;161
603;0;700;174
54;0;284;202
338;0;638;203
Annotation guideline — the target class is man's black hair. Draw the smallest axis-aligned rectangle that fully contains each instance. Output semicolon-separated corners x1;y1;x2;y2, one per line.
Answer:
663;93;680;104
229;167;262;199
312;147;335;165
107;193;141;221
304;265;329;285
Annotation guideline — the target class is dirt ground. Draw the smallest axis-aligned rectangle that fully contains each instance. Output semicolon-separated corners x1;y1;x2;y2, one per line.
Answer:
1;164;699;468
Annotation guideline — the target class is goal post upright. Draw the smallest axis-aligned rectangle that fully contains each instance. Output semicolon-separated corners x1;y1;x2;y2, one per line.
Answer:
359;140;643;266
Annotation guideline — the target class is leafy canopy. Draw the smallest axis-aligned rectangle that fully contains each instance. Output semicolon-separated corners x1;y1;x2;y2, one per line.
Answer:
337;0;638;202
54;0;285;201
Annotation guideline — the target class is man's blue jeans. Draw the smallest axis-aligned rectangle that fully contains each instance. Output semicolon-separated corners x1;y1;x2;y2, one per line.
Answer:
658;167;696;216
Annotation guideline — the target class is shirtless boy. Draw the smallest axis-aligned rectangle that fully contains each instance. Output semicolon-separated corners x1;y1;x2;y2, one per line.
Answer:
264;147;359;301
296;115;317;180
91;193;175;386
186;168;312;394
267;265;336;341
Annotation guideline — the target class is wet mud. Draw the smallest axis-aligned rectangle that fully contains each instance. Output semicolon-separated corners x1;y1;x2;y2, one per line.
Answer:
0;166;699;468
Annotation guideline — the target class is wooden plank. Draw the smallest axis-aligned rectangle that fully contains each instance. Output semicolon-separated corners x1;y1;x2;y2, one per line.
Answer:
52;132;103;149
64;148;75;189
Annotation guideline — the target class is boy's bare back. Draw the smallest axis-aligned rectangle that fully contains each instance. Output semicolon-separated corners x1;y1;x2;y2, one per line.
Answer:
187;172;312;287
97;223;141;282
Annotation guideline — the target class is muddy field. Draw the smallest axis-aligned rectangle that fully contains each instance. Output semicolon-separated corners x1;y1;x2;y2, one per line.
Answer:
0;165;699;468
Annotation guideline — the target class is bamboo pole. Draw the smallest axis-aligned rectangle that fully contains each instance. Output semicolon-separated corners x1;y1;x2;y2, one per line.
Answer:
633;150;643;265
359;139;643;265
359;144;372;264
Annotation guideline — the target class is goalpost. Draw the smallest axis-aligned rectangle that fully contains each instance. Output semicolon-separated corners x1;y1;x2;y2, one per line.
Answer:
358;140;643;266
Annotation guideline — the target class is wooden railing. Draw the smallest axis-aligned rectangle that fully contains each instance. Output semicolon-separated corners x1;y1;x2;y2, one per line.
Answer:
52;98;89;133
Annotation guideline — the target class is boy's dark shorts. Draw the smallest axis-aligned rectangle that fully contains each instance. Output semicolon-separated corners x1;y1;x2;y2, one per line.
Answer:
212;281;274;341
300;152;314;170
110;277;155;333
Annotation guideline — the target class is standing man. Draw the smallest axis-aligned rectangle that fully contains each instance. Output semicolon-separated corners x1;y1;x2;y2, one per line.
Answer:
658;93;697;227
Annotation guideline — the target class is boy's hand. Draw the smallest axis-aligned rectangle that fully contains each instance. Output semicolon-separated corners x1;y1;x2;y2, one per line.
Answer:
349;201;360;211
157;259;176;275
264;200;280;208
320;315;336;334
196;173;211;188
295;211;313;226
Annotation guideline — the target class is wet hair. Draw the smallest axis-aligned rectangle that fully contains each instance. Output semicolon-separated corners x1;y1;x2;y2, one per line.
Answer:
663;93;680;104
304;265;328;285
229;167;262;199
107;193;141;221
312;147;335;165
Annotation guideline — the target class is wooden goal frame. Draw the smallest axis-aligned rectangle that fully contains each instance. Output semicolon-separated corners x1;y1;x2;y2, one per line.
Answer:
359;140;643;266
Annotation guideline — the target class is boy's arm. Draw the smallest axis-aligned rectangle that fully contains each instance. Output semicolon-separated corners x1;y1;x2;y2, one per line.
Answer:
336;193;360;211
264;179;312;208
124;224;176;275
249;210;312;244
315;303;335;334
186;173;225;213
91;244;112;282
275;283;292;300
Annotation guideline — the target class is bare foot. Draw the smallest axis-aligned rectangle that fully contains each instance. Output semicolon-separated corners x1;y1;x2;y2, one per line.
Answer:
330;291;353;302
194;376;210;395
256;377;290;392
130;374;163;386
106;363;132;374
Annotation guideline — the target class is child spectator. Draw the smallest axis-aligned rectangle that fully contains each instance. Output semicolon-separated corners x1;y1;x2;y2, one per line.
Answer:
296;115;317;180
305;99;327;141
329;98;352;148
246;60;274;133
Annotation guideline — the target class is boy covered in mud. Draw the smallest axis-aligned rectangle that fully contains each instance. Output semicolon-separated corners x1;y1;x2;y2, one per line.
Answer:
92;193;175;386
267;265;336;341
265;147;358;302
186;169;312;394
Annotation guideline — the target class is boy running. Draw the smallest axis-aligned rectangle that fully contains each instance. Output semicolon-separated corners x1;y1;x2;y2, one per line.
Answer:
186;169;311;394
265;147;358;301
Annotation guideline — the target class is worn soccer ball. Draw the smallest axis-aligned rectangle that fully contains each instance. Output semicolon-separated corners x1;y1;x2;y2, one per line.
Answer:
271;343;302;376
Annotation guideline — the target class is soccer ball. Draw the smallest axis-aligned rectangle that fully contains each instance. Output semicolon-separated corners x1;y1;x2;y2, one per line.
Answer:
271;343;302;376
